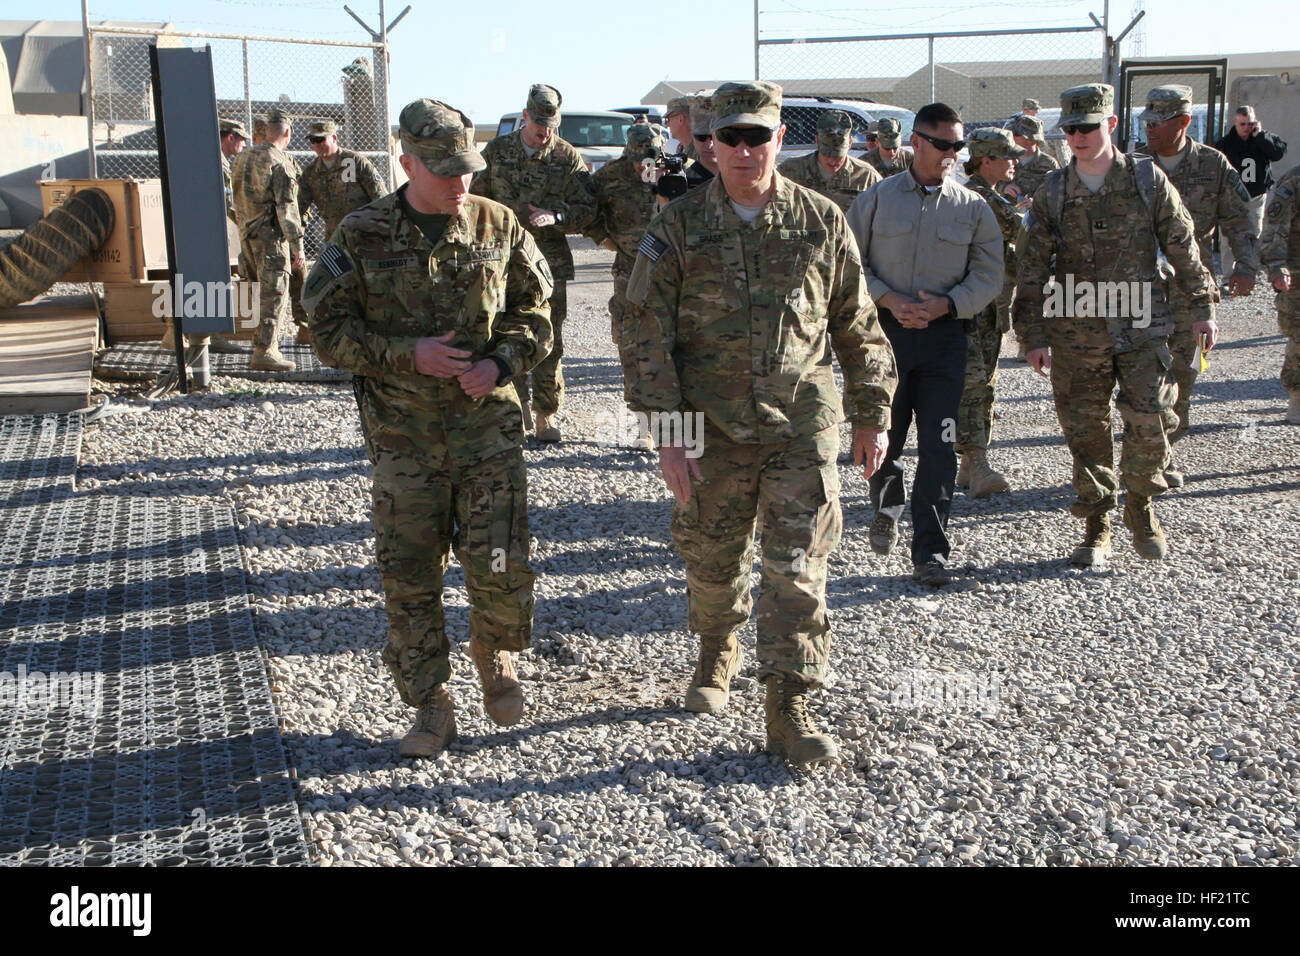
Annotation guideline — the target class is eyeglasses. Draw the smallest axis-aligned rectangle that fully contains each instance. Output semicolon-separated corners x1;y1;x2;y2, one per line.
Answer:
1143;117;1175;128
714;126;775;148
692;133;712;143
308;135;328;144
913;129;966;153
1061;123;1101;137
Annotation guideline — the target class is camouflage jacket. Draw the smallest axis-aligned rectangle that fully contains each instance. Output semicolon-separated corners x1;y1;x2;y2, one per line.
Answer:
777;152;882;212
1261;163;1300;281
863;146;913;178
624;172;898;443
1012;149;1059;199
230;142;304;253
1134;138;1260;278
963;172;1021;280
221;152;236;223
586;155;659;276
302;187;554;465
1014;152;1213;354
298;148;387;240
470;130;597;281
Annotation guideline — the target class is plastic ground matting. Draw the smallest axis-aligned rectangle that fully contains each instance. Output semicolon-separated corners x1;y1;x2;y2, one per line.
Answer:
97;339;347;384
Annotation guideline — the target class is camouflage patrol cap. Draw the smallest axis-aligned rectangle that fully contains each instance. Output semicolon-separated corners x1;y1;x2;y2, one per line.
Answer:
665;95;693;119
1139;85;1194;124
219;117;248;140
710;81;782;131
1009;113;1047;144
266;108;292;129
624;123;662;161
817;109;854;157
1057;83;1114;128
398;98;486;176
876;116;903;148
526;84;562;128
688;94;714;137
308;120;338;136
967;127;1027;161
1022;98;1041;111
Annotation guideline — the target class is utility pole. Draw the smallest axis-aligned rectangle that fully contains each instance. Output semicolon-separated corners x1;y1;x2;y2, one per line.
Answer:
344;1;411;187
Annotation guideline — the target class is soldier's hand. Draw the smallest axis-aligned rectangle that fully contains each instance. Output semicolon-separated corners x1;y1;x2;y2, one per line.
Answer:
1194;319;1219;351
1026;347;1051;378
659;445;703;505
527;204;558;228
1273;274;1292;292
414;331;472;378
852;428;889;481
292;253;305;272
457;359;499;399
1227;272;1255;297
603;239;618;252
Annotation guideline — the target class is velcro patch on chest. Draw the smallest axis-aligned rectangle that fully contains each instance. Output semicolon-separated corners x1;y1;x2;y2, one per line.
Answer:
639;233;669;262
364;255;419;271
686;232;725;247
462;244;506;264
779;229;827;243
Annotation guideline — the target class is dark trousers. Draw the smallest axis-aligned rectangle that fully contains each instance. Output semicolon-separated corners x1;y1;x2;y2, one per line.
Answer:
869;316;968;565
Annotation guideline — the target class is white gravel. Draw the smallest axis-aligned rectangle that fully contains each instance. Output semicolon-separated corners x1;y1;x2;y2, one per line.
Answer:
77;242;1300;866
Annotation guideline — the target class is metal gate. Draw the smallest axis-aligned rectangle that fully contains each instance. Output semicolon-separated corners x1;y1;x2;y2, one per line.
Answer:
1118;57;1229;151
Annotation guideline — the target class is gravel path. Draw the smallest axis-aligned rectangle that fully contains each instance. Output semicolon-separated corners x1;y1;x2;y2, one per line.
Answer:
78;242;1300;866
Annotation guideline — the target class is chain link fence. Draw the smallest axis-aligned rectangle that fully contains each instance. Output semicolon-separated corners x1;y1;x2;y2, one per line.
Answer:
86;25;390;258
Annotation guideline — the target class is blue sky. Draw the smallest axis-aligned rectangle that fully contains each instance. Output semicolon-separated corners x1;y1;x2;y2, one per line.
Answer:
39;0;1298;128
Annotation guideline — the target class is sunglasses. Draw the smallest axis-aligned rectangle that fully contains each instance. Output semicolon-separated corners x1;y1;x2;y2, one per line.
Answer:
714;126;775;148
1061;123;1101;136
308;135;328;144
913;129;966;153
692;133;712;143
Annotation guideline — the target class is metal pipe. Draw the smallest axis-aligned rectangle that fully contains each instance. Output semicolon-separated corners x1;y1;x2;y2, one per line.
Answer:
758;24;1103;46
82;1;97;177
928;36;935;102
243;39;252;137
83;23;383;49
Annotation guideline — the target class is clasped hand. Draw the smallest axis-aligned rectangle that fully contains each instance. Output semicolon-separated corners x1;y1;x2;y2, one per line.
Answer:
414;331;499;399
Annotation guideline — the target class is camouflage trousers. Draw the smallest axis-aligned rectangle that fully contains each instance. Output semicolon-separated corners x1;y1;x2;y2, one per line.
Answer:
371;445;535;707
670;421;842;687
1277;288;1300;393
514;279;565;414
955;303;1001;454
610;270;639;399
238;236;290;350
1165;285;1218;441
1049;345;1175;517
289;262;308;328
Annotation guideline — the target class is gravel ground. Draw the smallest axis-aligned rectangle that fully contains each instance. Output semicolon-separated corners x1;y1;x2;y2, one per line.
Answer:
76;240;1300;866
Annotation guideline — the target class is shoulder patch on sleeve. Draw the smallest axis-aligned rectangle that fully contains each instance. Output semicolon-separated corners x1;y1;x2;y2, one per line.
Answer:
319;243;355;279
638;232;668;263
1268;201;1283;219
1278;184;1295;200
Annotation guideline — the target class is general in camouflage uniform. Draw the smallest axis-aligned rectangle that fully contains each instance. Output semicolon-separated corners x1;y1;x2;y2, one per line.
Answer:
229;108;303;371
302;99;553;758
1009;114;1060;200
297;119;388;240
471;83;597;441
776;109;882;212
586;124;663;392
863;117;914;179
1260;162;1300;424
1133;85;1260;457
1016;84;1215;566
957;128;1025;498
624;82;897;769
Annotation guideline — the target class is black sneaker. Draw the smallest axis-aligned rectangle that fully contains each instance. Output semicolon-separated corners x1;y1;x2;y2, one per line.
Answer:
913;560;953;588
869;513;898;555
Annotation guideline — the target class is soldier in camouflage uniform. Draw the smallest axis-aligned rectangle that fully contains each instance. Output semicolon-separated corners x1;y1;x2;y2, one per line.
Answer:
1009;114;1060;200
957;128;1025;498
229;108;303;371
863;117;914;179
298;120;387;241
302;99;553;758
1260;163;1300;424
471;84;597;442
665;95;696;160
777;109;882;212
624;82;898;770
219;117;247;223
1133;85;1260;478
1016;84;1216;566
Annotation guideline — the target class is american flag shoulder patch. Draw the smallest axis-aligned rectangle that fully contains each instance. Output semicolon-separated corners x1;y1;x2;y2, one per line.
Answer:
319;244;354;278
638;232;668;263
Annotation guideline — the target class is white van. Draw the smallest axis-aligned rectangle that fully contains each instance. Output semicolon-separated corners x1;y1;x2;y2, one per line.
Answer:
495;109;637;172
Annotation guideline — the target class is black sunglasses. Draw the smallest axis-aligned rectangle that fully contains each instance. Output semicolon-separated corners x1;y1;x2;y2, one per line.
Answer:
913;129;966;153
1061;123;1101;136
308;134;328;144
715;126;775;148
692;133;712;142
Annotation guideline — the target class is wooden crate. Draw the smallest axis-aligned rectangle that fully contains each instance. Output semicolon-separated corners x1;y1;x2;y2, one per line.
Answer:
40;179;169;283
0;296;99;414
102;279;258;343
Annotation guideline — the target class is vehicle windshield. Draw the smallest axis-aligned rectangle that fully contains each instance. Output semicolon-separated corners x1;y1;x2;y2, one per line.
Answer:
559;114;634;147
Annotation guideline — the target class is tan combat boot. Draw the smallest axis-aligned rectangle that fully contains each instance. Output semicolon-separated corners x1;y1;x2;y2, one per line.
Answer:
397;686;457;758
1069;512;1112;567
764;677;838;770
684;633;741;714
249;344;295;372
535;408;561;443
208;333;246;354
1123;494;1168;560
956;451;972;489
469;636;524;726
1288;391;1300;425
965;448;1011;498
